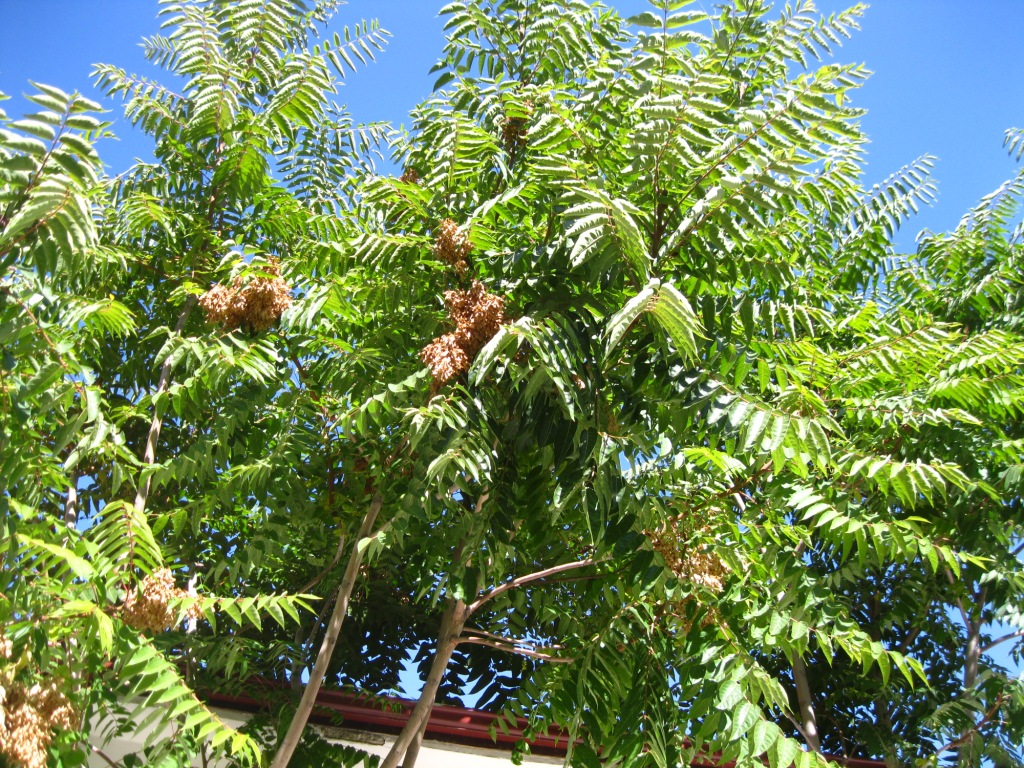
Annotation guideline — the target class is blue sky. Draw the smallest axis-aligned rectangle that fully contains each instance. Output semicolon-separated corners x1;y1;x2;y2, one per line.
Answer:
2;1;1023;249
2;0;1022;694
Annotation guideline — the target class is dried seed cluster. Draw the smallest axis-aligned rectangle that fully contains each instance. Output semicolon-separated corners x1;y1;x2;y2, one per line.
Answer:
432;219;471;274
399;166;421;185
199;259;292;333
648;517;728;634
0;678;78;768
648;519;727;594
501;101;533;154
501;116;528;153
420;281;507;390
121;568;201;633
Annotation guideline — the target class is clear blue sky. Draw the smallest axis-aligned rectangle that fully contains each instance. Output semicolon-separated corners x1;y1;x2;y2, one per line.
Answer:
2;1;1023;248
2;0;1022;688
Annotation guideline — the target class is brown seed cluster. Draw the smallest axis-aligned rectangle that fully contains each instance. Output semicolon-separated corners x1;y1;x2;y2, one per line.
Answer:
649;519;728;593
648;517;728;634
0;678;79;768
432;219;472;275
121;568;201;634
399;166;421;185
420;281;507;390
199;259;292;333
501;101;533;154
501;116;528;154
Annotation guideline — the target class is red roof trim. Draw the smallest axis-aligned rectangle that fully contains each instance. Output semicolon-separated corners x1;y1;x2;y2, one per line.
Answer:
203;681;888;767
204;680;572;757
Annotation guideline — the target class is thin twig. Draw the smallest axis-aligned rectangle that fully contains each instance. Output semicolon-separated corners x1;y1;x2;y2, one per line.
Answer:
297;532;346;594
458;635;574;663
462;626;565;650
91;746;122;768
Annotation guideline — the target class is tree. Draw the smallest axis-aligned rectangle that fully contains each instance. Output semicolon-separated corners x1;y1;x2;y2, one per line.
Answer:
2;0;389;765
2;1;1023;767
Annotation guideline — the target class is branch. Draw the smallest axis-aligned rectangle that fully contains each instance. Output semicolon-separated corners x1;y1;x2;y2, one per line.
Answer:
91;746;122;768
932;694;1008;757
943;566;971;629
468;558;605;614
133;294;197;515
462;626;564;650
779;706;812;744
297;531;346;594
981;630;1024;653
458;636;574;664
898;625;924;655
270;492;383;768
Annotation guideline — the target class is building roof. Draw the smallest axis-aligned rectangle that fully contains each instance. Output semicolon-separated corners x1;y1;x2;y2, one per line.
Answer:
203;680;889;768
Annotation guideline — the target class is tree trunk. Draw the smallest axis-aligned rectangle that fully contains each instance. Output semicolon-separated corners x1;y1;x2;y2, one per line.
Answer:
133;295;196;515
381;598;469;768
963;618;980;690
792;654;821;752
270;492;383;768
958;616;982;767
64;482;78;528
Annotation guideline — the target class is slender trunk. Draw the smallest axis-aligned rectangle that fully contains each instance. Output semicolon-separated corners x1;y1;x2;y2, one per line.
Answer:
958;616;982;767
290;624;305;691
792;655;821;752
133;295;196;515
866;595;896;767
381;598;469;768
64;482;78;526
270;493;383;768
963;618;980;690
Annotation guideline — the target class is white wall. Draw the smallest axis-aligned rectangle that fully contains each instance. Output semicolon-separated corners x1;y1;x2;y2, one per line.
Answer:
87;707;563;768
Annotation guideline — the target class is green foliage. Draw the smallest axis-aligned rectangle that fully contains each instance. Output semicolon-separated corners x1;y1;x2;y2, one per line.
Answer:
2;1;1023;767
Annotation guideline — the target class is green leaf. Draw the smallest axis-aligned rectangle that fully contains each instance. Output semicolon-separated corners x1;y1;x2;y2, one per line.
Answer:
767;735;800;768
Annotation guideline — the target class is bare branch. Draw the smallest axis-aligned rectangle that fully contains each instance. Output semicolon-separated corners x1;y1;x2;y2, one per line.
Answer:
271;492;383;768
932;694;1008;757
792;654;821;752
468;558;605;614
91;747;122;768
981;629;1024;653
458;636;574;663
462;626;564;649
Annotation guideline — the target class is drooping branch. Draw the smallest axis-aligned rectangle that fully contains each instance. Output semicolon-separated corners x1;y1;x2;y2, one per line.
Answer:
461;626;565;650
270;492;383;768
458;635;574;663
132;295;197;516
